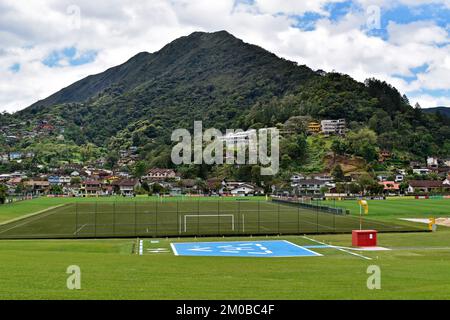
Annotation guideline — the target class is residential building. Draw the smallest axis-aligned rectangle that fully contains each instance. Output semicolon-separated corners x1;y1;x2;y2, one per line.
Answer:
321;119;346;135
427;157;438;168
80;180;102;196
413;168;430;175
294;179;329;195
407;180;444;193
115;179;140;196
145;168;177;181
307;122;321;134
379;181;400;193
24;180;50;195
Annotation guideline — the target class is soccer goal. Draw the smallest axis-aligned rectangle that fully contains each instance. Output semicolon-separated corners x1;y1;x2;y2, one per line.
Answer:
181;214;236;233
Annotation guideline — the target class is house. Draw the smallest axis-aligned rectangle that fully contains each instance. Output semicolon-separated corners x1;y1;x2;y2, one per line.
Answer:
407;180;444;193
24;180;50;195
307;122;321;134
230;184;262;196
444;159;450;167
379;150;392;162
443;175;450;186
377;174;389;182
312;173;333;181
290;174;306;184
379;181;400;193
413;168;430;175
294;179;329;195
80;180;102;196
115;179;140;196
145;168;177;181
321;119;346;135
427;157;438;168
8;152;22;160
220;181;263;196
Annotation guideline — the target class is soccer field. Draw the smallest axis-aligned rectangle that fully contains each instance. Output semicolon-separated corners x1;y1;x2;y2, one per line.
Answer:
1;231;450;299
0;199;425;239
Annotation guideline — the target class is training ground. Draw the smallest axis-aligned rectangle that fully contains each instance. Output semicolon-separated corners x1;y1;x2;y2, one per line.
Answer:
0;196;448;299
0;198;425;239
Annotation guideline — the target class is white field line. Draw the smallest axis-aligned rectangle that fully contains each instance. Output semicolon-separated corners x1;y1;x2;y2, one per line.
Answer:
73;224;88;235
170;243;179;256
302;235;372;260
0;204;68;235
0;204;67;226
139;240;143;255
282;240;323;257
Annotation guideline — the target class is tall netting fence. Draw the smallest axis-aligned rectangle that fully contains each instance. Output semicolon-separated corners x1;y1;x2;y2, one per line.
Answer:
0;199;427;239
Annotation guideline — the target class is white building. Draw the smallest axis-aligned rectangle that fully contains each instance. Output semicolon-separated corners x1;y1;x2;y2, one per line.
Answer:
321;119;346;135
427;157;438;168
413;168;430;175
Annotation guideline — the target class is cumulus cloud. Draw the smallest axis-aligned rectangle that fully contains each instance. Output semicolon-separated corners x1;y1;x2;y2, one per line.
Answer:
0;0;449;112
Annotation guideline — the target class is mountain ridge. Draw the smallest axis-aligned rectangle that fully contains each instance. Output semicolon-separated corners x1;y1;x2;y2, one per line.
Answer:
2;30;448;172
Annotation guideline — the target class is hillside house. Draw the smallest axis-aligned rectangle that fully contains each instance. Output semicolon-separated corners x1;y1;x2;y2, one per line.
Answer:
407;180;444;193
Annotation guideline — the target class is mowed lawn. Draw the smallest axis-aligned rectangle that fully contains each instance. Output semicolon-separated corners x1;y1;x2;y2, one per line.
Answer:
0;230;450;299
323;198;450;219
0;198;429;238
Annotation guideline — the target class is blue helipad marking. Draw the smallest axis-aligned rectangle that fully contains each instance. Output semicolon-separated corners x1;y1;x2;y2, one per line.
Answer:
170;240;322;257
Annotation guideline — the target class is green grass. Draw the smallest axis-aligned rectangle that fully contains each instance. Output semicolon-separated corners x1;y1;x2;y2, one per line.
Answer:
0;196;448;299
1;230;450;299
0;196;267;224
322;198;450;219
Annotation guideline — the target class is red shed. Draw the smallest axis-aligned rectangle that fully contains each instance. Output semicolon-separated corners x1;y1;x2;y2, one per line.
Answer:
352;230;377;247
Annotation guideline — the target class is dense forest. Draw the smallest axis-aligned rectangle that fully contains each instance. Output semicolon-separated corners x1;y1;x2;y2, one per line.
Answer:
1;31;449;180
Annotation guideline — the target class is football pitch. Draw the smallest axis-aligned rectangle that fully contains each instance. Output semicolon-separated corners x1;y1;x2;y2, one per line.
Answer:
0;199;426;239
0;197;449;299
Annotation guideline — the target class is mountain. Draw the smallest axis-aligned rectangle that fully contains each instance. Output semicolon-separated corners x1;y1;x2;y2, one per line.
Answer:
423;107;450;118
4;30;450;173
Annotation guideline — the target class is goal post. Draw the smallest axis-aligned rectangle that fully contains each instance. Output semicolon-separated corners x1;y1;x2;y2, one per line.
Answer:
181;214;236;233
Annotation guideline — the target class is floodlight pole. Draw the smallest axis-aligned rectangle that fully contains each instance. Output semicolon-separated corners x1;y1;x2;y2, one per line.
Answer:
359;203;362;230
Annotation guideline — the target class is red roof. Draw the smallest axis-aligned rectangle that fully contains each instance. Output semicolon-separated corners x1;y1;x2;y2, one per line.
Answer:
409;180;443;188
379;181;400;190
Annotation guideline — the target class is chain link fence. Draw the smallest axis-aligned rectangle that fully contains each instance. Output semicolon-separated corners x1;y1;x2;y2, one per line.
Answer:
0;199;427;239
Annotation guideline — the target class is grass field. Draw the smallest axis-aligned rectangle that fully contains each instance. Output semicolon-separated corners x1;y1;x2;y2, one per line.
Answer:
0;198;428;238
1;231;450;299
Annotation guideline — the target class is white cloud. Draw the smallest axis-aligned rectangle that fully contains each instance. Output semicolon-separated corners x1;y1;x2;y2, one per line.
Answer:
0;0;449;112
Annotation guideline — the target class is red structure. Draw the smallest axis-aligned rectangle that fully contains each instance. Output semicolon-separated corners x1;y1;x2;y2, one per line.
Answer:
352;230;377;247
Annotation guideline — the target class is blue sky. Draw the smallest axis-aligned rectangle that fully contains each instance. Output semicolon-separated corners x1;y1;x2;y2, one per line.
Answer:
0;0;449;112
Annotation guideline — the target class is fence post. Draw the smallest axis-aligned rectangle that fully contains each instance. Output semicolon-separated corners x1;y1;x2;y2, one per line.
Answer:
134;201;137;237
278;202;280;235
238;200;241;234
113;201;116;236
316;199;319;233
297;203;300;234
155;199;158;237
94;201;97;237
197;199;200;236
333;209;336;232
75;202;78;238
177;200;180;235
258;200;260;234
217;200;220;235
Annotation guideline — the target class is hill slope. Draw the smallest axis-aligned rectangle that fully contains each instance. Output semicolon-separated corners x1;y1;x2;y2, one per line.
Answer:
3;30;449;173
423;107;450;118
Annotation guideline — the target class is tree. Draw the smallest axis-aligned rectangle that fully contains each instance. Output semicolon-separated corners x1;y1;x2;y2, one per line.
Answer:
106;152;119;170
133;161;147;178
331;164;345;182
0;184;7;204
357;174;376;195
